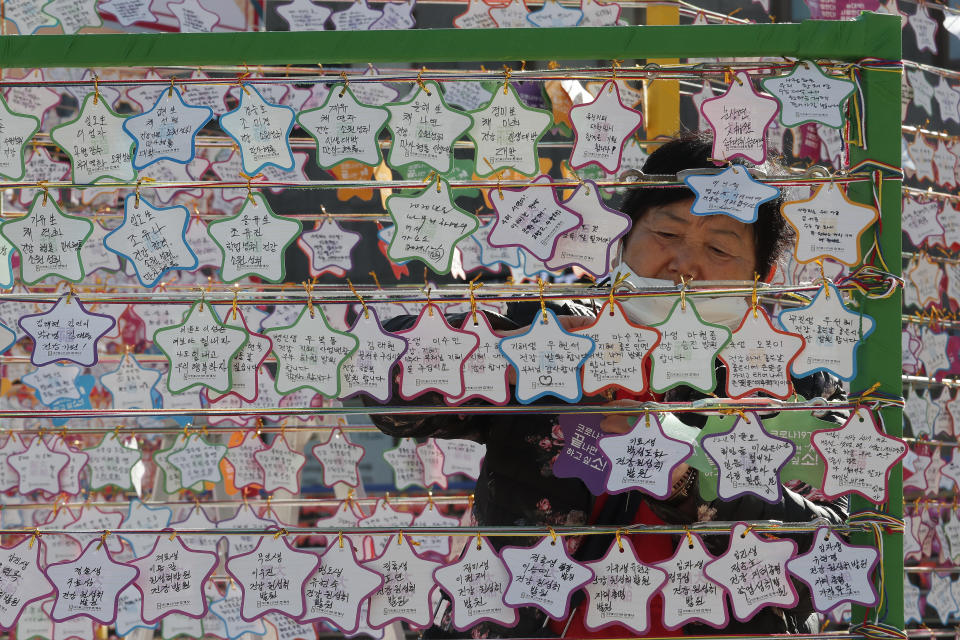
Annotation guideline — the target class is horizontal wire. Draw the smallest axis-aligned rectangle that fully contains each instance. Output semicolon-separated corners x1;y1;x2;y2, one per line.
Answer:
902;251;960;266
903;374;960;389
0;399;897;423
0;59;869;90
902;124;960;143
0;280;883;305
905;58;960;82
5;494;475;511
904;185;960;204
10;519;892;538
0;174;884;194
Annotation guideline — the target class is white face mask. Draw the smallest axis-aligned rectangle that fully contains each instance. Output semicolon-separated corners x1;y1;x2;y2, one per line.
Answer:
610;248;748;329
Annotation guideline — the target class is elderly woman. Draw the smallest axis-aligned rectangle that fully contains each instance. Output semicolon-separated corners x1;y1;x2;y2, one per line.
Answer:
371;133;846;638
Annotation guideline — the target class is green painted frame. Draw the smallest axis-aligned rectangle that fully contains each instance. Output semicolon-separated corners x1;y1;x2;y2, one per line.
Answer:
0;11;903;629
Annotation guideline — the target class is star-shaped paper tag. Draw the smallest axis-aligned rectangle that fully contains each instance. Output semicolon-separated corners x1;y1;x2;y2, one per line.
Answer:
395;305;479;400
683;165;780;223
785;527;877;612
452;0;497;27
167;434;228;489
43;0;103;33
99;0;158;25
208;581;267;639
599;412;693;498
49;93;135;184
1;193;92;284
701;411;795;503
20;294;116;367
301;540;382;633
469;84;551;177
502;535;594;619
169;505;219;555
909;2;939;53
219;85;295;175
435;439;485;479
296;217;362;277
527;0;582;24
207;193;302;283
45;540;138;624
6;0;57;33
298;85;389;168
386;81;472;174
264;305;359;397
576;300;659;396
0;537;54;629
649;298;732;393
703;524;798;621
918;328;951;378
0;94;40;180
122;87;213;169
434;537;518;630
338;307;407;402
416;438;448;489
654;533;728;629
489;175;582;261
700;72;779;164
311;427;365;487
903;194;943;247
569;81;643;173
276;0;332;29
205;309;272;404
907;134;936;183
116;500;172;558
386;179;479;274
489;0;531;26
445;312;511;405
500;308;595;403
781;184;878;266
810;407;907;503
364;535;441;629
579;0;620;25
382;439;426;491
926;572;958;626
83;434;141;492
934;78;960;126
718;306;805;399
153;300;249;395
553;414;610;495
131;533;218;623
225;533;319;621
223;430;265;490
583;536;667;633
544;181;632;277
935;140;958;187
760;61;856;129
777;283;874;381
103;196;198;288
410;501;459;558
253;435;306;494
330;0;382;29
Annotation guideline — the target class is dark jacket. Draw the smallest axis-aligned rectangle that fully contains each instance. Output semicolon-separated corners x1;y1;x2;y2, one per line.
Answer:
368;299;849;638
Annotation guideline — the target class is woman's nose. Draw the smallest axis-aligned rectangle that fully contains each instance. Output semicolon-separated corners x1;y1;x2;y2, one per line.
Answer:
665;250;702;283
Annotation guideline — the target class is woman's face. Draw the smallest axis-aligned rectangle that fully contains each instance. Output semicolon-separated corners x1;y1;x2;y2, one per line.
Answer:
620;197;758;283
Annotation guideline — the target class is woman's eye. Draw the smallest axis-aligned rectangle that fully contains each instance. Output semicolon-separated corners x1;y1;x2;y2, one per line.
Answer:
710;246;733;258
655;231;679;239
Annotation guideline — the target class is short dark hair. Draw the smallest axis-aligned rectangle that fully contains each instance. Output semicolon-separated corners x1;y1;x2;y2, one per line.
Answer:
619;132;793;280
